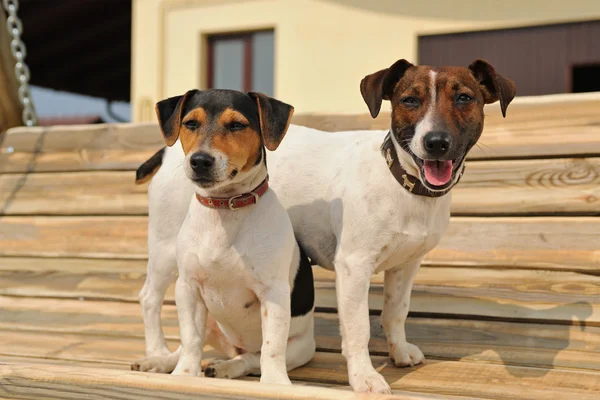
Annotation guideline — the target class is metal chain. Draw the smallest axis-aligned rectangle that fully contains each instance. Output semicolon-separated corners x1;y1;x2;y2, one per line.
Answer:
3;0;37;126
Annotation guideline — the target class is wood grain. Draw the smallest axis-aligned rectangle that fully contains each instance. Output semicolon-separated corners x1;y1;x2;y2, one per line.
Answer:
453;157;600;215
2;340;600;400
1;256;598;324
0;363;418;400
0;171;146;215
290;97;600;160
1;216;598;272
1;295;598;372
0;123;162;174
2;95;600;174
2;157;599;216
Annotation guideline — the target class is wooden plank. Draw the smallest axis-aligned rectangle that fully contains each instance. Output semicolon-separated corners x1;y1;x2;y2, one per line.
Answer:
1;256;599;324
293;95;600;160
453;157;600;215
1;333;600;400
0;363;452;400
2;157;598;216
1;296;598;372
2;94;600;174
1;216;598;272
0;216;149;259
0;171;147;215
0;123;162;174
2;257;598;323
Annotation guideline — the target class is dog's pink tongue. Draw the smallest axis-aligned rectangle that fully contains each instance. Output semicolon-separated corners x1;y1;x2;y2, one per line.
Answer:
423;160;453;186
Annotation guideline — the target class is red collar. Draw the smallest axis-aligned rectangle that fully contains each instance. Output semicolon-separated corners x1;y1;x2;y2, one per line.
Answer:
195;177;269;210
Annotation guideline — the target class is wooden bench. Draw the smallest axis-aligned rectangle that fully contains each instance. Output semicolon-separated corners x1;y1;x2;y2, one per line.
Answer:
0;92;599;400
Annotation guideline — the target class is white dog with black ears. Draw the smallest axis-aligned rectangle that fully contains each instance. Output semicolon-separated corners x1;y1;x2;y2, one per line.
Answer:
131;89;315;385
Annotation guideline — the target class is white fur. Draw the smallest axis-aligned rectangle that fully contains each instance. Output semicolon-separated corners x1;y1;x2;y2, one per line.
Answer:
134;140;315;384
411;70;438;159
139;125;453;393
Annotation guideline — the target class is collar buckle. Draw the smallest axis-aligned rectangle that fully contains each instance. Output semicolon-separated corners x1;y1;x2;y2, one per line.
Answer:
228;192;259;210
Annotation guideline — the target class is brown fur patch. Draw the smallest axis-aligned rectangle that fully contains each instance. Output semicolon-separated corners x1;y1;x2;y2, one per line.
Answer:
180;108;208;154
212;108;261;173
390;66;485;150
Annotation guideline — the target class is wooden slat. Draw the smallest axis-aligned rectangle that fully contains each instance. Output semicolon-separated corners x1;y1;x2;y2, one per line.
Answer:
1;332;600;400
1;216;598;272
1;296;598;372
453;157;600;215
0;171;146;215
2;94;600;174
1;256;598;324
0;364;417;400
292;96;600;160
2;157;598;216
0;123;162;174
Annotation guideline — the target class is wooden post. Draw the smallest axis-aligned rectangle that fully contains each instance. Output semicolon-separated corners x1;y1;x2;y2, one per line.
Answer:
0;10;24;142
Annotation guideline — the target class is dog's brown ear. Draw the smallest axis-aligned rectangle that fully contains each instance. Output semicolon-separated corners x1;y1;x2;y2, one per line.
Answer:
248;92;294;151
468;59;516;118
360;59;414;118
155;90;196;146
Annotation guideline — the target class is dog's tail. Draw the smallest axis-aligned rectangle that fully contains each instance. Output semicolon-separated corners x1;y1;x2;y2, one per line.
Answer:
135;147;166;185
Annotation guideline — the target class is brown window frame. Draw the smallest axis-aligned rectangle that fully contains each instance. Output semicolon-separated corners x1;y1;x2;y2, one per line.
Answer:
206;29;273;93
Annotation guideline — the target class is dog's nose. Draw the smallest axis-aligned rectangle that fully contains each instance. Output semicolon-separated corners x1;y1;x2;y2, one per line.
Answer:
423;131;452;158
190;152;215;172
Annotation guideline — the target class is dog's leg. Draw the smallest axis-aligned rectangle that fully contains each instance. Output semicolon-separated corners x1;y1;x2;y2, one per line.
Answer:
258;286;292;385
171;276;207;377
381;258;425;367
284;315;316;372
204;316;315;380
335;253;391;394
139;250;177;357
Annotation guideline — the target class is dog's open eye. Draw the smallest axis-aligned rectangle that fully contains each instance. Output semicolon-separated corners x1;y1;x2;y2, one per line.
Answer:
183;120;199;130
456;94;473;104
228;121;248;131
401;97;420;107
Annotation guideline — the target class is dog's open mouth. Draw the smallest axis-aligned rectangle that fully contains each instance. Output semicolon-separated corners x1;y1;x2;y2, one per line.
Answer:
423;160;453;186
413;156;463;190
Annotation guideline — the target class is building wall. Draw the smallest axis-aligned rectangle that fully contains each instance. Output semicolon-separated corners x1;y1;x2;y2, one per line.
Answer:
131;0;600;121
419;20;600;96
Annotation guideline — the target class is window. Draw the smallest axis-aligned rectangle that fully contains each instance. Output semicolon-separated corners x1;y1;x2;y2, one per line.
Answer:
571;64;600;93
207;30;274;96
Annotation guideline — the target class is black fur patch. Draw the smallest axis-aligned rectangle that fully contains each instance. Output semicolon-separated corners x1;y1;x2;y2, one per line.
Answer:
135;147;166;184
290;242;315;317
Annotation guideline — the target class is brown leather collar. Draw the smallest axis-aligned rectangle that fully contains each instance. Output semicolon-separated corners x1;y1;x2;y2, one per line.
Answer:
381;133;465;198
196;177;269;210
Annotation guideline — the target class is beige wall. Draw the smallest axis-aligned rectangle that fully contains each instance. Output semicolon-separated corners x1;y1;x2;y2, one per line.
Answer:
131;0;600;121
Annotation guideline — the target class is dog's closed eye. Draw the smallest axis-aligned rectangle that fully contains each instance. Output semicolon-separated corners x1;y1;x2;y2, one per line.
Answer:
227;121;248;131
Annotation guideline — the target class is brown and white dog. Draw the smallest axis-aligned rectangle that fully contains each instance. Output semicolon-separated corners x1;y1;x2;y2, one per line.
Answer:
136;60;515;393
132;89;315;384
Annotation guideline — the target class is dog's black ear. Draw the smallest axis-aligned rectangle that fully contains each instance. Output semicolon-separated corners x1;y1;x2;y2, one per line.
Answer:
468;59;516;118
248;92;294;151
155;90;196;146
360;59;414;118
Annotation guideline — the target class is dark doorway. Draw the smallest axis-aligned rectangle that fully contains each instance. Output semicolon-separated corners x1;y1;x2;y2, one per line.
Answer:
571;64;600;93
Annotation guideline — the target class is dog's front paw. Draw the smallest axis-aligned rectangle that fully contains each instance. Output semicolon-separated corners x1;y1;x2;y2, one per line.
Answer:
349;369;391;394
390;341;425;367
131;354;177;374
172;358;202;377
